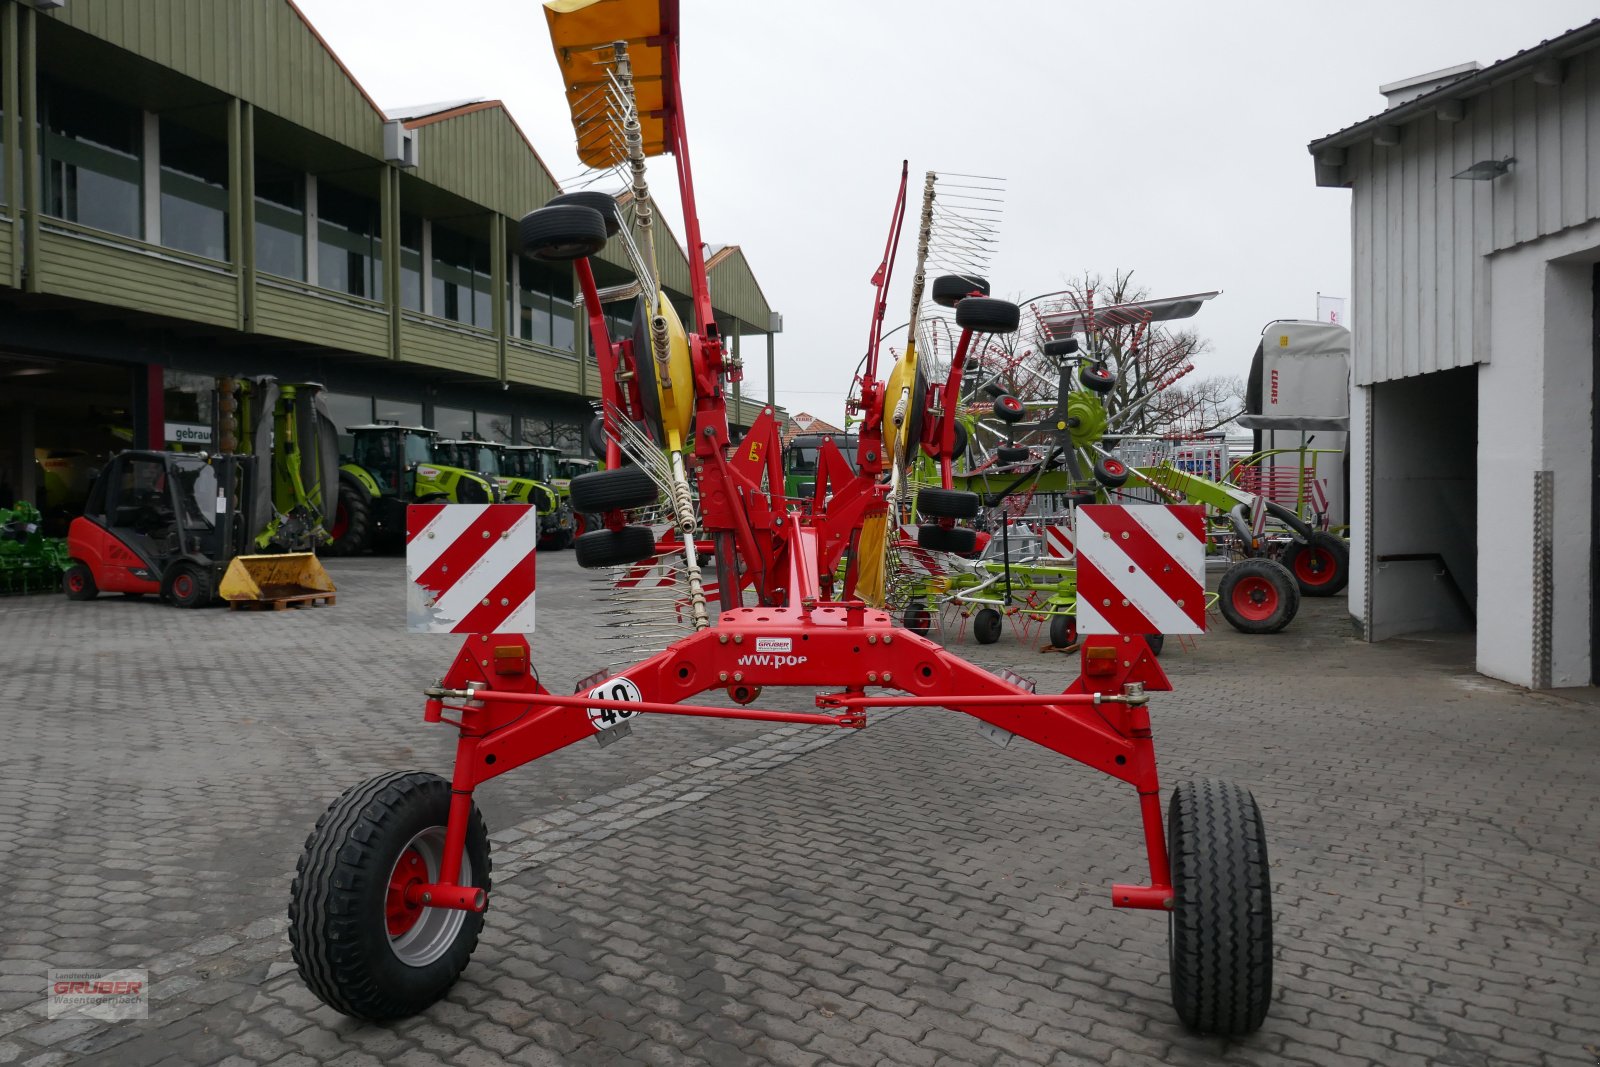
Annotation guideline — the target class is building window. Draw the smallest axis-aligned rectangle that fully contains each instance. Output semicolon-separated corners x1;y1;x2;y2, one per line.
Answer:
400;215;423;312
374;397;423;427
478;413;512;443
41;80;143;239
432;226;490;328
159;118;228;261
255;162;304;280
317;183;382;299
433;406;473;439
324;393;374;453
603;300;635;345
518;258;575;351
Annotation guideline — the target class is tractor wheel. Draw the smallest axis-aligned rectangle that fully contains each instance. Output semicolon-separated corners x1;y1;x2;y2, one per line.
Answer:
1079;361;1117;394
955;297;1021;334
165;563;213;609
973;607;1003;644
570;467;658;513
1041;337;1079;357
288;771;490;1021
1048;613;1077;650
1167;779;1274;1035
1146;633;1165;656
916;487;980;520
326;475;373;557
993;395;1027;424
1218;559;1299;635
930;274;989;308
519;204;608;261
1280;531;1349;597
1094;456;1130;489
63;563;97;601
901;601;932;637
917;524;977;555
574;525;657;569
544;191;621;237
998;446;1031;464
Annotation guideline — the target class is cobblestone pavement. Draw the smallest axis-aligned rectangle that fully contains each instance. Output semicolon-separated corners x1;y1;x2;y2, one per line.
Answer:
1;555;1597;1066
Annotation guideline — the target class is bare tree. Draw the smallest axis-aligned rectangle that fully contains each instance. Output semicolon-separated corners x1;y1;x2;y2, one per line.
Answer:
516;416;583;452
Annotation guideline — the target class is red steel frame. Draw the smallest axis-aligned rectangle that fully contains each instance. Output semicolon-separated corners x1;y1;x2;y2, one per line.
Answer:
405;23;1181;920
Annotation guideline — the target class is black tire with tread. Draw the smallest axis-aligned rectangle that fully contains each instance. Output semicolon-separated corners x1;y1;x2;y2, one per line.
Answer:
519;204;608;261
64;562;97;601
570;466;658;513
973;607;1002;644
931;274;990;308
327;475;373;557
917;524;977;554
1218;558;1299;634
997;446;1031;464
1080;362;1117;394
901;601;932;636
993;395;1026;424
1167;778;1274;1035
166;562;212;609
1048;613;1077;649
288;771;490;1021
1041;337;1079;357
1094;456;1130;489
574;525;657;568
544;191;621;237
956;297;1021;334
1280;531;1350;597
1146;633;1165;656
916;487;980;520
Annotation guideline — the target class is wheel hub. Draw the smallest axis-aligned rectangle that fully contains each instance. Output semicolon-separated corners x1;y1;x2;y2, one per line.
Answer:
1232;576;1278;621
386;847;427;936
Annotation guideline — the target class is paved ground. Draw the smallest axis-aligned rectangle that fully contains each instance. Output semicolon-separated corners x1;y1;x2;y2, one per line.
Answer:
1;552;1597;1066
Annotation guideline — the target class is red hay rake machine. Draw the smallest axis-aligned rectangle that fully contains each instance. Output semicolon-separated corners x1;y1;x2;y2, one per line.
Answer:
286;0;1274;1037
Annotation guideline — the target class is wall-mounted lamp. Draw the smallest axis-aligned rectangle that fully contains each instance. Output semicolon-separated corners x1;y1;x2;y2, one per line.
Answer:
1451;157;1515;181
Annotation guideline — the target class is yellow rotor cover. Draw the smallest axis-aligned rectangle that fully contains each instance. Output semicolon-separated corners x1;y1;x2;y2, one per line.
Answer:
880;341;919;460
653;293;695;452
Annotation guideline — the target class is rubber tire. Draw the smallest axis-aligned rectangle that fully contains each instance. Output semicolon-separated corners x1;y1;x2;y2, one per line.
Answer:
948;420;968;461
1094;456;1130;489
586;415;610;459
570;467;658;513
166;562;212;609
327;475;373;557
545;191;620;237
1079;362;1117;394
931;274;990;308
519;204;608;261
916;524;977;554
955;297;1021;334
574;525;657;568
1280;531;1349;597
1167;779;1274;1036
901;601;932;637
916;487;980;520
1218;558;1299;635
1048;613;1077;649
997;446;1030;464
64;562;97;601
973;607;1002;644
1041;337;1079;357
1146;633;1165;657
288;771;490;1021
1067;491;1098;508
993;395;1026;424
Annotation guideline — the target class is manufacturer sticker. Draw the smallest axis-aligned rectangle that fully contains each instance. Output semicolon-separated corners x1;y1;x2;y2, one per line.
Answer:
754;637;792;653
586;676;641;730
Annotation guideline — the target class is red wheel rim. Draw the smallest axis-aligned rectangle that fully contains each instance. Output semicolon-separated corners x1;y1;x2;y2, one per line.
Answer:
1001;396;1022;413
172;574;193;599
1103;459;1125;476
330;501;349;541
385;846;427;936
1231;575;1279;621
1293;546;1335;586
67;572;84;593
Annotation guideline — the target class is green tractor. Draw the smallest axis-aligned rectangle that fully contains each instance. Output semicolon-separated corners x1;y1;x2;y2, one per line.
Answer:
431;438;572;549
554;454;601;536
498;444;574;548
327;425;501;556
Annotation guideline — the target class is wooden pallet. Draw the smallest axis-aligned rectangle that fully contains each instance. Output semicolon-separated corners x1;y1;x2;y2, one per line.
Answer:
228;592;337;612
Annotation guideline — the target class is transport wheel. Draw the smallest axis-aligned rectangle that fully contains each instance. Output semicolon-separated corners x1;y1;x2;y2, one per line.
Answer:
63;563;97;601
998;445;1030;464
973;607;1003;644
901;601;933;636
1079;361;1117;393
1167;778;1274;1035
993;395;1026;424
289;771;490;1021
326;475;372;556
1048;613;1077;649
1146;633;1165;656
519;204;608;261
948;420;968;461
570;467;658;513
574;525;657;568
955;297;1021;334
1041;337;1079;357
1280;531;1349;597
586;415;609;457
917;524;977;554
1094;456;1130;489
165;563;212;609
544;191;621;237
930;274;989;307
916;487;980;520
1218;559;1299;634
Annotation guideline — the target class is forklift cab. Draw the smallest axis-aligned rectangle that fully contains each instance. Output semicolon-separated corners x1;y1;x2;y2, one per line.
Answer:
350;425;436;495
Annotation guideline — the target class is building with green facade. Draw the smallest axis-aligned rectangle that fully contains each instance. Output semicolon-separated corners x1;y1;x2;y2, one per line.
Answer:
0;0;780;521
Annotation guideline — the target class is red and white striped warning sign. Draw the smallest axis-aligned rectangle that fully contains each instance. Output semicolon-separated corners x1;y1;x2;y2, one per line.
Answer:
406;504;537;633
1075;504;1205;635
1044;523;1075;560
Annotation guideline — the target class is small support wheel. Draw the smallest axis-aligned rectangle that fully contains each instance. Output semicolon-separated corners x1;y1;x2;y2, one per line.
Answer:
930;274;990;307
955;297;1021;334
165;562;213;609
997;445;1030;464
574;525;658;568
973;607;1002;644
569;467;658;512
518;204;608;261
1079;361;1117;394
916;487;980;519
1280;531;1349;597
63;562;97;601
1048;613;1077;649
1094;456;1130;489
992;395;1026;424
1167;779;1274;1035
1145;633;1165;657
1217;558;1299;634
289;771;491;1021
544;191;621;237
916;524;977;554
901;601;933;636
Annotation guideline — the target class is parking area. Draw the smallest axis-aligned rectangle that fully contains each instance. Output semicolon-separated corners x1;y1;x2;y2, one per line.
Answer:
1;556;1597;1066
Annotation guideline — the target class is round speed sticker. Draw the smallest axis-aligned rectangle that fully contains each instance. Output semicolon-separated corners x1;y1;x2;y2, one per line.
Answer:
587;677;641;730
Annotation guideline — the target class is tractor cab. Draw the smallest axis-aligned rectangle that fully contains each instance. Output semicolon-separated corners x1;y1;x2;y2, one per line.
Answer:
499;444;572;547
555;455;600;486
433;437;502;482
348;424;437;496
784;433;858;498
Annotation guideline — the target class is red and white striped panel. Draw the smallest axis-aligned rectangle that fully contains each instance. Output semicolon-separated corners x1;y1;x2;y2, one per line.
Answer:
897;539;948;577
1250;494;1268;540
1044;523;1075;560
406;504;537;634
1075;504;1205;635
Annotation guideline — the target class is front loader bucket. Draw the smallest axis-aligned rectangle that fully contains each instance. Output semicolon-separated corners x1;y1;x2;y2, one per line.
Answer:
219;553;336;611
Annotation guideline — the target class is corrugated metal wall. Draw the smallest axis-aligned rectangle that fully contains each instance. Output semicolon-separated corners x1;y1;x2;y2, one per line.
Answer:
410;106;561;221
1346;47;1600;385
708;248;772;332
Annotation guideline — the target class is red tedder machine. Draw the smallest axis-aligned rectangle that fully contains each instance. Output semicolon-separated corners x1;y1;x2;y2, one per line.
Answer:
287;0;1273;1037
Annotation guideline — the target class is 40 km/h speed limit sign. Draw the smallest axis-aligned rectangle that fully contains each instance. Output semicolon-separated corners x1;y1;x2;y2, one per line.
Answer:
586;676;641;731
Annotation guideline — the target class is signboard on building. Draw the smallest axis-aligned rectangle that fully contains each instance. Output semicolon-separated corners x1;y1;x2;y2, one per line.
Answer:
165;422;212;446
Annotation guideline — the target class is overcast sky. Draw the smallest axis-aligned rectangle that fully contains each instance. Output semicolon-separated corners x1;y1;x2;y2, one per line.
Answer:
298;0;1596;425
